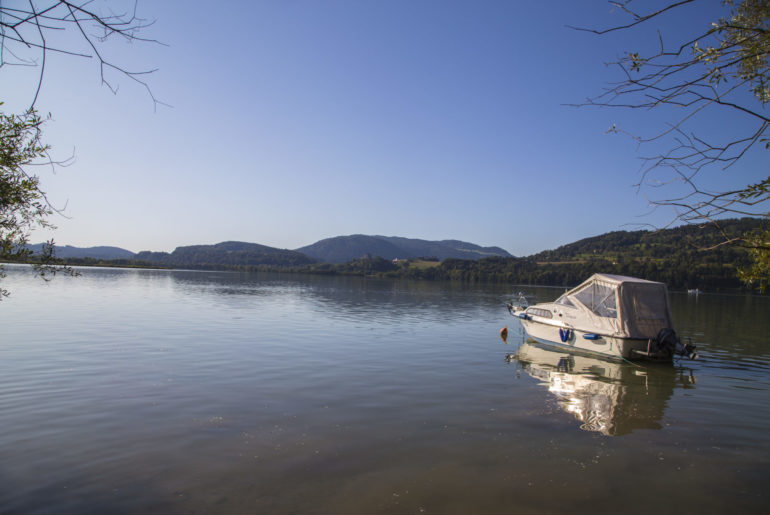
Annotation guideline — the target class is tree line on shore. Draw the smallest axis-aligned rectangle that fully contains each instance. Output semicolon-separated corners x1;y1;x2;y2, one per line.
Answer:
22;218;763;292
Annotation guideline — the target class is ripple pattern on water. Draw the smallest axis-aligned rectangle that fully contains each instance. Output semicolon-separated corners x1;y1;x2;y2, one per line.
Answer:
1;266;768;513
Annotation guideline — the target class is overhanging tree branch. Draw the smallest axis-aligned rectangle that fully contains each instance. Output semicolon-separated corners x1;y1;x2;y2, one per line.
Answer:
1;1;161;298
0;0;165;110
574;0;770;290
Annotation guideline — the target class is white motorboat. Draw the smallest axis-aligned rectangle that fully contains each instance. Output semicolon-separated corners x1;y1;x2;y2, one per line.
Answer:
507;273;697;361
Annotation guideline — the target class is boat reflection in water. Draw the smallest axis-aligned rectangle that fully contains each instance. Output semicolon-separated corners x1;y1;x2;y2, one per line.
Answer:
507;340;696;436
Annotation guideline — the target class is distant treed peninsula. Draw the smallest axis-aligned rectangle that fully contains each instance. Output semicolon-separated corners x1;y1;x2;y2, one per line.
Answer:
20;218;766;291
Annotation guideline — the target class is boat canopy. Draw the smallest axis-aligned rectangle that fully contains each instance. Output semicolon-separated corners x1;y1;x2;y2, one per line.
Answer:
554;273;673;339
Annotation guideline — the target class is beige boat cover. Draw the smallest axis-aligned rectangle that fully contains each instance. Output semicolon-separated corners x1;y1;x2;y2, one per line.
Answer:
555;273;673;339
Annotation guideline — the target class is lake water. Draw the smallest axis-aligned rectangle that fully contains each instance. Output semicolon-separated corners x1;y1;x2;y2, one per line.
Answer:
1;265;768;514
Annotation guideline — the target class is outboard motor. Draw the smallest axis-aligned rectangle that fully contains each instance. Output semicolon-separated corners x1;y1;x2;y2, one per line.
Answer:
654;328;698;360
506;292;530;316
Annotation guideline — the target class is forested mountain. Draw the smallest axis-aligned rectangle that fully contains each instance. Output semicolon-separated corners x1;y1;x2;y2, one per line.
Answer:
295;235;405;263
531;218;764;263
134;241;315;268
26;244;135;260
385;237;511;260
293;218;766;291
22;219;765;290
295;235;512;263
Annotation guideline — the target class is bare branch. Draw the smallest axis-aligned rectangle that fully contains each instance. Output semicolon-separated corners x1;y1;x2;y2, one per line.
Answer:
568;0;697;34
572;0;770;289
0;1;164;109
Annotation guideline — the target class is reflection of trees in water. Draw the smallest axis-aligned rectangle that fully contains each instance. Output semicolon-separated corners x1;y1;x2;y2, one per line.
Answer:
508;341;696;436
164;271;512;324
671;293;770;360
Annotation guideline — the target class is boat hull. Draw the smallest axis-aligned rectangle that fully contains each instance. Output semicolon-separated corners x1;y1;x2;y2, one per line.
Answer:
519;317;662;361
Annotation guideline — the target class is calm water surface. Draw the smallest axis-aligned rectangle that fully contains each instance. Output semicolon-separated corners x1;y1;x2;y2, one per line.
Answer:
1;265;768;514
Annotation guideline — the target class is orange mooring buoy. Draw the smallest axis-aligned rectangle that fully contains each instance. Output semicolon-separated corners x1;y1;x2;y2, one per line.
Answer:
499;326;508;342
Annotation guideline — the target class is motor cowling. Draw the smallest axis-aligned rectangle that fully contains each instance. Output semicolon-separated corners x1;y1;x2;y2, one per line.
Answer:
654;328;698;360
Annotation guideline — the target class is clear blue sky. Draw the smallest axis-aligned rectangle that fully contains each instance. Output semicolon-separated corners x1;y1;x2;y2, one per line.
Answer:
5;0;764;256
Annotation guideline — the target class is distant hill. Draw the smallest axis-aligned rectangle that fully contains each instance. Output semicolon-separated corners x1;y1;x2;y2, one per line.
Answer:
414;217;766;290
134;241;315;268
24;218;764;291
530;217;765;263
296;235;513;263
27;244;135;261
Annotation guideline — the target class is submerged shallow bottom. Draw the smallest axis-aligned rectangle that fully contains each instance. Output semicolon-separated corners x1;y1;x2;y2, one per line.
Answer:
0;267;768;513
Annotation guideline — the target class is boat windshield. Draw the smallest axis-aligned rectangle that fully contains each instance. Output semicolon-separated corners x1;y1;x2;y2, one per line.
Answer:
573;282;617;318
555;294;575;307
